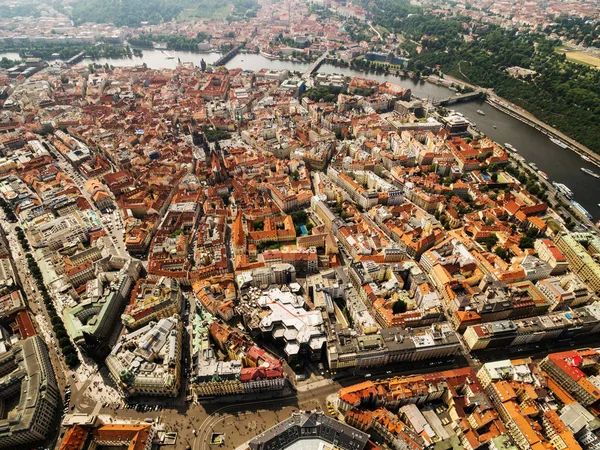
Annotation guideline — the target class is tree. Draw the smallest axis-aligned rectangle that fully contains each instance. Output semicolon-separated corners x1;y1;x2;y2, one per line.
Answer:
392;300;407;314
485;233;499;251
519;235;535;249
494;246;510;262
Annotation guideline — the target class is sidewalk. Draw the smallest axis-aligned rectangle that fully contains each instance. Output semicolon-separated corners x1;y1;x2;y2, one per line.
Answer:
295;378;334;393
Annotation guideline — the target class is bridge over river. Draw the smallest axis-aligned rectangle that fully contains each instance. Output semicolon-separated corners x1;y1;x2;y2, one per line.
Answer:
302;52;329;80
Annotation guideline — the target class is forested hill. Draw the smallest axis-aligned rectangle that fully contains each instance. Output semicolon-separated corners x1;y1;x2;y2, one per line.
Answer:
64;0;259;27
362;0;600;154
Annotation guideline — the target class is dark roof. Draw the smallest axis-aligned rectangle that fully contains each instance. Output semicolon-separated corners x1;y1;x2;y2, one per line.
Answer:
248;411;369;450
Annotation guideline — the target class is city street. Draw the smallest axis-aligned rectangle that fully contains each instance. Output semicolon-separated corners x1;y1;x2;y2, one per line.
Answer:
0;211;71;393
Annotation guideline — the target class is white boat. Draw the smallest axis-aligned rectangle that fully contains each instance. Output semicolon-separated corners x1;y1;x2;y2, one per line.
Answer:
504;143;518;153
477;109;485;115
529;162;538;170
571;200;593;220
581;167;600;179
493;125;497;129
550;137;569;149
539;171;548;180
581;154;592;162
552;182;574;198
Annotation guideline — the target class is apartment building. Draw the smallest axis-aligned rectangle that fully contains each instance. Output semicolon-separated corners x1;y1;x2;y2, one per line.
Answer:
0;336;59;448
556;233;600;295
122;277;182;329
106;316;182;397
540;350;600;407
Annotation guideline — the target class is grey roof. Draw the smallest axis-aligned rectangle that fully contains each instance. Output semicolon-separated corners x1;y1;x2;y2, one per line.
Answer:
248;411;369;450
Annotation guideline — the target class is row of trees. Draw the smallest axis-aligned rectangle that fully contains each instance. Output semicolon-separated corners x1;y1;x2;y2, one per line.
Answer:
15;227;30;252
13;224;81;369
0;198;16;222
25;252;80;368
0;42;136;61
128;33;210;51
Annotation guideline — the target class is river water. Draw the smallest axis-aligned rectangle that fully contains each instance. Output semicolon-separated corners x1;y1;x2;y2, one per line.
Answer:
2;48;597;219
452;100;599;220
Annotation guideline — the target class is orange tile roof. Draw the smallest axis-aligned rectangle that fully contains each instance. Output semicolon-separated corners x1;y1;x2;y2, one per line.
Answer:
60;425;89;450
92;424;152;450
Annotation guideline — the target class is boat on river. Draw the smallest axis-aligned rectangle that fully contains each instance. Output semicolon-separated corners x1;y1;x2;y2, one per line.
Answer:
552;182;574;198
477;109;485;115
571;200;593;220
550;137;569;149
581;167;600;179
581;154;592;162
539;171;548;180
504;143;518;153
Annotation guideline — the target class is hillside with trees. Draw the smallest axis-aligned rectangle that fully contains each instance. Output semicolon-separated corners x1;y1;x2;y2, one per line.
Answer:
364;0;600;154
64;0;259;27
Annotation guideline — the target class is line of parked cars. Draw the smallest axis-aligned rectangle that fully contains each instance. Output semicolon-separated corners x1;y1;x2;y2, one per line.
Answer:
124;403;163;412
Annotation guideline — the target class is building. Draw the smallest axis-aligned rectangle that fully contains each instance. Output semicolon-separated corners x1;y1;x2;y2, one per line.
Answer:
327;323;461;370
536;277;585;311
106;316;182;397
556;233;600;295
246;287;327;361
0;336;59;449
540;349;600;407
535;239;569;275
59;421;155;450
236;264;297;289
27;210;94;250
463;302;600;351
63;257;142;357
246;411;370;450
122;277;182;329
192;319;286;398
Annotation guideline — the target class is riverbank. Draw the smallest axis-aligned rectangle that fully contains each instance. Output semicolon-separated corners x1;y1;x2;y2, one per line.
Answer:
485;98;600;169
440;71;600;166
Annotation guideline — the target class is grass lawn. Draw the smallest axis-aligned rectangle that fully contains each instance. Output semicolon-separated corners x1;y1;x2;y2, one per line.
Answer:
555;47;600;69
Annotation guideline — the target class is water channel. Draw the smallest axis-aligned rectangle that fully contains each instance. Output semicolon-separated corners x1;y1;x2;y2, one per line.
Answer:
3;48;598;219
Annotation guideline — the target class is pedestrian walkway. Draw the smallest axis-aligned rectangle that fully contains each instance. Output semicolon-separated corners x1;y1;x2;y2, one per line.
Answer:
295;378;333;393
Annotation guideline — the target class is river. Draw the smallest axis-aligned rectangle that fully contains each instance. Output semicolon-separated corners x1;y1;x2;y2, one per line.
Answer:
2;48;597;219
452;100;599;220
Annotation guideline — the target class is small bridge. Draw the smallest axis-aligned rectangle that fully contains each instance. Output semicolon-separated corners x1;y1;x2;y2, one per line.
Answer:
433;91;484;106
302;52;328;80
213;43;245;67
66;51;86;65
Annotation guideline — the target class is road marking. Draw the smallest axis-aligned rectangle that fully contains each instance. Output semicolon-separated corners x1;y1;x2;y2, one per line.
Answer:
194;395;297;450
